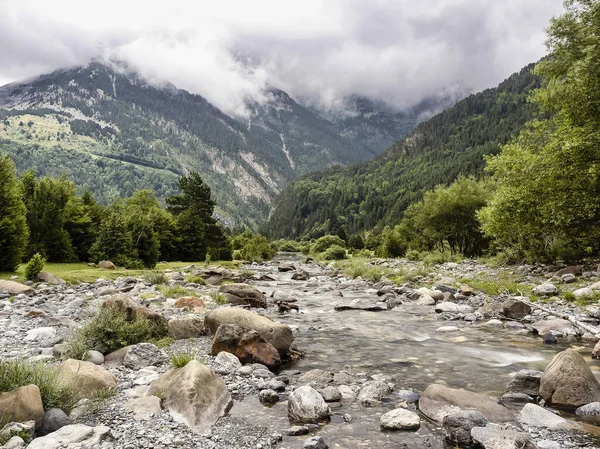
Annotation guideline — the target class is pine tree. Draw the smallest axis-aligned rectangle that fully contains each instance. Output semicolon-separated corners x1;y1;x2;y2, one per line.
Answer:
0;156;29;271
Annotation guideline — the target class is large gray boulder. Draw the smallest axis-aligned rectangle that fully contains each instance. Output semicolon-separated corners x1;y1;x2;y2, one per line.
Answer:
288;386;330;423
36;272;66;285
532;283;558;297
38;408;72;436
122;343;168;370
419;384;515;424
205;308;293;355
168;315;205;340
147;360;232;432
539;348;600;408
531;319;576;336
218;283;266;308
502;299;531;320
470;423;537;449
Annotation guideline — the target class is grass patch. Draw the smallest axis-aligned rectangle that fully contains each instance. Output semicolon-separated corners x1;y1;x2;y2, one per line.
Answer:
210;292;227;305
333;258;401;283
0;359;78;416
457;273;532;297
564;291;600;307
185;275;207;285
151;337;176;348
157;285;194;299
144;271;167;285
169;350;197;368
65;306;168;358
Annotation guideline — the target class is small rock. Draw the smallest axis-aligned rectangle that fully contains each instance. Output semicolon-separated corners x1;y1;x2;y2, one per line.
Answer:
442;410;488;446
288;386;330;423
286;425;309;436
83;350;104;365
258;389;279;405
532;283;558;297
575;402;600;416
436;326;460;333
303;436;328;449
38;408;72;436
380;408;420;430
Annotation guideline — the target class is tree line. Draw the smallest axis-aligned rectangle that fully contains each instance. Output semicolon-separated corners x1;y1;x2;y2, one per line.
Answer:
0;158;231;271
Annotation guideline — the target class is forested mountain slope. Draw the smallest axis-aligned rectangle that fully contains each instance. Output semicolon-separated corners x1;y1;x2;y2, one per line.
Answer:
0;62;378;227
267;63;541;239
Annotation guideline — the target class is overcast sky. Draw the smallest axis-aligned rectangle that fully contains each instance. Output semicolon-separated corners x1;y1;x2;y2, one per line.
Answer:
0;0;564;116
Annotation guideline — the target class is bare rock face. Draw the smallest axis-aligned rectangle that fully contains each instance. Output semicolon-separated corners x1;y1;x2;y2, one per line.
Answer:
103;294;167;326
205;308;293;356
147;360;232;433
57;359;117;400
539;348;600;408
418;384;515;424
0;279;34;295
218;283;266;308
0;385;44;429
288;386;330;423
211;324;281;370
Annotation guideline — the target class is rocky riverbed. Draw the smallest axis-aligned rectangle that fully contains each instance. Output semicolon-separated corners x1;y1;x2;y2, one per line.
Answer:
2;256;600;448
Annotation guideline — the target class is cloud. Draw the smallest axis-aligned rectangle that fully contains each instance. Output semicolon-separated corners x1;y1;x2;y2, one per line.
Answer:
0;0;564;115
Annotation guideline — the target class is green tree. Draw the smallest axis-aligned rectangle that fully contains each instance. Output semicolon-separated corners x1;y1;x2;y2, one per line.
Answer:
0;156;29;271
479;0;600;261
89;212;138;268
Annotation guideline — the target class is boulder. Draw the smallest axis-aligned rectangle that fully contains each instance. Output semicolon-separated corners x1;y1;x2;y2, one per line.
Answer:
573;287;594;299
273;290;298;302
122;343;168;370
504;370;542;397
278;263;296;272
539;348;600;408
36;272;66;285
575;402;600;416
532;283;558;297
502;299;531;320
98;260;115;269
435;302;474;314
24;326;56;342
174;296;205;312
0;385;44;429
288;386;330;423
291;270;310;281
470;423;537;449
561;273;577;283
518;403;579;430
334;299;388;311
555;265;583;277
418;384;515;424
56;359;117;400
147;360;232;433
103;294;167;326
459;285;476;296
168;315;205;340
357;380;391;407
0;279;33;295
38;408;72;436
319;386;341;402
218;283;266;308
380;408;420;430
26;424;111;449
299;369;334;386
205;308;293;355
531;319;576;336
442;410;488;447
211;324;281;370
0;421;35;444
303;436;328;449
258;389;279;405
83;350;104;365
213;351;243;375
123;396;162;421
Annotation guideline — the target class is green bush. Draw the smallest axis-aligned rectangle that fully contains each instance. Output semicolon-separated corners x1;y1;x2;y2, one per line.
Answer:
24;253;46;280
421;249;462;267
0;359;78;414
157;285;194;298
232;231;277;262
405;249;421;261
313;235;346;254
278;240;302;252
66;306;168;357
185;275;207;285
144;271;167;285
322;244;347;260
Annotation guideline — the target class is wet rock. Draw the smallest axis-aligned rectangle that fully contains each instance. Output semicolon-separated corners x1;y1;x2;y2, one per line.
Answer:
518;403;579;430
205;308;293;356
147;359;232;433
397;390;420;403
575;402;600;416
211;324;281;370
0;385;44;429
103;294;167;326
319;386;341;402
38;408;72;436
278;263;296;272
0;279;34;295
358;380;391;407
334;299;387;311
218;283;267;308
532;283;558;297
286;425;309;436
504;370;542;397
380;408;420;430
168;315;205;340
419;384;515;424
442;410;488;447
288;386;330;423
258;389;279;405
470;423;537;449
500;392;535;404
26;424;112;449
124;396;162;421
436;325;460;333
273;290;298;302
36;272;66;285
531;319;576;337
122;343;168;369
291;270;310;281
543;333;558;345
502;299;531;320
435;302;474;314
539;348;600;408
174;296;205;311
303;436;328;449
213;351;242;375
98;260;116;269
57;359;117;400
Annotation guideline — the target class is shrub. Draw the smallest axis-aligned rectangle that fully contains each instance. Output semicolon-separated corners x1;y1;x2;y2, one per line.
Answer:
322;245;347;260
24;253;46;281
0;359;78;414
185;275;207;285
157;285;194;298
348;234;365;250
313;235;346;254
278;240;302;252
144;271;167;285
169;350;197;368
232;231;277;262
405;249;421;261
210;292;227;305
421;249;462;267
66;306;168;357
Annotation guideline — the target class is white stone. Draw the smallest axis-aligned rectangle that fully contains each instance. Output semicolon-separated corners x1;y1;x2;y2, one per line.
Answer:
380;408;420;430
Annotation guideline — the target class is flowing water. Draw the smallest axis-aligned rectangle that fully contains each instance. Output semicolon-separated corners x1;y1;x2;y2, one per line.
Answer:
230;257;600;448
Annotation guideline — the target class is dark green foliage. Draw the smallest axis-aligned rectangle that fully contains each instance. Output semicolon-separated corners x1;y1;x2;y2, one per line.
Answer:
348;234;365;250
313;235;346;254
322;244;347;260
268;64;541;239
66;306;168;358
232;230;277;262
0;155;28;271
24;253;46;281
277;240;302;252
89;212;138;268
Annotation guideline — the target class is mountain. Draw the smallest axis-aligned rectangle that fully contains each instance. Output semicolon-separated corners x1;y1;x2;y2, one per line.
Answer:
0;62;384;227
267;63;542;239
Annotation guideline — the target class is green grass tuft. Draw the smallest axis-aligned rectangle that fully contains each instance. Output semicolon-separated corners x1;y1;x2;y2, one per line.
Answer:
157;285;194;298
210;292;227;305
169;350;197;368
144;271;167;285
185;275;207;285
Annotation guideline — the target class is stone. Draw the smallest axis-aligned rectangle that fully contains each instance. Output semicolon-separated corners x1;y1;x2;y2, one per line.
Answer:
429;290;445;302
416;294;436;305
380;408;420;430
555;265;583;277
83;350;104;365
57;359;117;400
26;424;111;449
419;384;515;424
357;380;391;407
36;272;66;285
168;315;205;340
573;287;594;299
286;425;309;436
4;436;25;448
300;369;334;385
500;392;535;404
334;299;388;311
531;319;576;336
459;284;476;296
543;333;558;345
273;290;298;302
303;436;328;449
435;302;474;314
103;294;167;326
442;410;488;447
532;283;558;297
218;283;266;308
397;390;420;403
320;386;342;402
211;324;281;370
213;351;243;374
38;408;72;436
470;423;537;449
258;389;279;405
502;299;531;320
575;402;600;416
205;308;293;355
278;263;296;272
436;326;460;333
0;421;35;444
504;370;542;397
0;385;44;429
122;343;168;369
539;348;600;408
174;296;205;311
288;386;330;423
291;270;310;281
124;396;162;421
537;441;561;449
0;279;34;295
561;273;577;283
147;360;232;433
98;260;116;269
24;326;56;342
518;403;578;430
